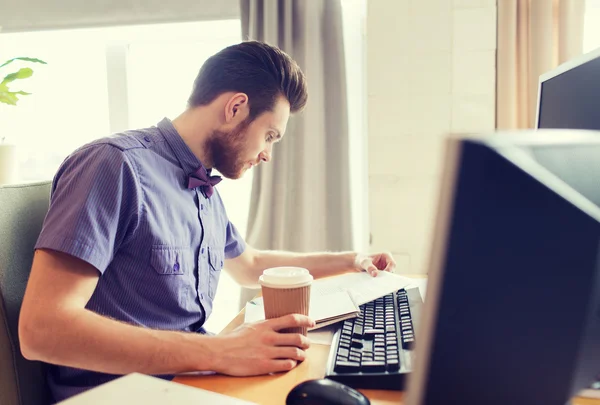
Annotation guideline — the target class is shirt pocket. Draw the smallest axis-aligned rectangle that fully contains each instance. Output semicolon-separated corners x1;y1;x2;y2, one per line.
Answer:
150;246;193;275
207;247;224;299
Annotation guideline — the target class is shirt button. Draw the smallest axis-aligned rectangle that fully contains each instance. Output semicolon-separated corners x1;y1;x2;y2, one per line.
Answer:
173;262;180;272
143;136;151;142
200;293;204;299
201;247;205;255
200;204;204;210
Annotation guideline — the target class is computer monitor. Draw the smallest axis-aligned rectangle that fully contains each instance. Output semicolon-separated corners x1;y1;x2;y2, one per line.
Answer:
536;47;600;129
405;130;600;405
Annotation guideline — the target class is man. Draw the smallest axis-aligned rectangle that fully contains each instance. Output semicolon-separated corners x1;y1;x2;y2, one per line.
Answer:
19;41;395;402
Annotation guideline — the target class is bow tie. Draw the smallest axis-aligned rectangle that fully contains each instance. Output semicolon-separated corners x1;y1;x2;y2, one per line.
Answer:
187;167;222;198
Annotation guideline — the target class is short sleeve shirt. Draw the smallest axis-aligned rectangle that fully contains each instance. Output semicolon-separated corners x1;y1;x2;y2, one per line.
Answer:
35;118;245;401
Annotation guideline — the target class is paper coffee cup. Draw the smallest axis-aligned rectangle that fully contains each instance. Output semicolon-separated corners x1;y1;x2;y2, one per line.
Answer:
259;267;313;336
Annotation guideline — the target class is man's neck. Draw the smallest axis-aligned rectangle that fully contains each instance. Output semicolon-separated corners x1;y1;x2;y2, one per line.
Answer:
172;107;217;168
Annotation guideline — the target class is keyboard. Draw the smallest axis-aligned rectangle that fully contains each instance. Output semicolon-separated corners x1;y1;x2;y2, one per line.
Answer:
324;287;423;390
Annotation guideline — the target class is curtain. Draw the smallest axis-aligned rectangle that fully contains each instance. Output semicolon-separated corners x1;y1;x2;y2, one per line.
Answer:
239;0;354;305
497;0;586;129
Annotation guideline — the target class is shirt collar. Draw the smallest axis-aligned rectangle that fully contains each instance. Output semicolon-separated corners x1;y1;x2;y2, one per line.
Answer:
157;117;205;176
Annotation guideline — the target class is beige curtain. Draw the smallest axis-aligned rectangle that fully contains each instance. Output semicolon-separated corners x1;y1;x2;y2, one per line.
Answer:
497;0;586;129
238;0;353;307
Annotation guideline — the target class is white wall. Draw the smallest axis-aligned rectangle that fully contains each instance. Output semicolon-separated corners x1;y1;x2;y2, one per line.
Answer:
367;0;497;274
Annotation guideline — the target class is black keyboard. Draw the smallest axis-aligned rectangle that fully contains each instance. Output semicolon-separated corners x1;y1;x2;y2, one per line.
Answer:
324;287;423;390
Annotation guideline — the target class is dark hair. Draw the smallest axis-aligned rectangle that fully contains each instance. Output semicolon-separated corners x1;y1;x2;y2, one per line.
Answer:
188;41;307;118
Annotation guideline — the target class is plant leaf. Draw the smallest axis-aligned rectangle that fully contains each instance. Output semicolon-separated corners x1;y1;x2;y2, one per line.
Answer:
0;57;47;69
1;68;34;86
0;92;19;105
14;90;31;95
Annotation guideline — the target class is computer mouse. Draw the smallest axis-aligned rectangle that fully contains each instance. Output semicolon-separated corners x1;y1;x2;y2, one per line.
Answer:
286;378;371;405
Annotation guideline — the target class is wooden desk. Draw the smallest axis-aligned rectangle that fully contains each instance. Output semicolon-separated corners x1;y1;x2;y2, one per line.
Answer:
175;308;401;405
174;278;600;405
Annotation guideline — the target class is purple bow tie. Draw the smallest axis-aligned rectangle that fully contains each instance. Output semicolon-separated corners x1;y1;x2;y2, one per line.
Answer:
187;167;222;198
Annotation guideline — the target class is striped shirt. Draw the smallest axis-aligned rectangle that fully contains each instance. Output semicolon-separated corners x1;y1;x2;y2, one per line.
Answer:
35;118;245;402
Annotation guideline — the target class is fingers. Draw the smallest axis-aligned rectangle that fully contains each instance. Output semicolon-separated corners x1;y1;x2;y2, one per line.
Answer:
383;253;396;272
364;260;379;277
272;332;310;350
268;313;315;331
357;252;396;276
263;359;298;374
354;253;371;271
355;253;378;277
270;346;307;362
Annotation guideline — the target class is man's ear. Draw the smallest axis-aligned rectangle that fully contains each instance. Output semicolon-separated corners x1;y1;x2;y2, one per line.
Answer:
225;93;249;123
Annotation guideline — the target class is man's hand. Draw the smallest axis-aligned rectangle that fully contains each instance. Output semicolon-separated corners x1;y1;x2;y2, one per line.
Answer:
210;314;315;376
354;252;396;277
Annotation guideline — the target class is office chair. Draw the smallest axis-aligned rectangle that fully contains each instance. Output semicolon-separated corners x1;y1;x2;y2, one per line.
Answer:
0;181;52;405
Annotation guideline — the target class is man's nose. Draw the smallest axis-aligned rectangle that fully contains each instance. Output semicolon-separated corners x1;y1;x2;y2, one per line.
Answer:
259;150;271;162
260;144;273;162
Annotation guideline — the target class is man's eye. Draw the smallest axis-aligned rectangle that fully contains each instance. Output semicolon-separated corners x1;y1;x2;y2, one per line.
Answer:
266;134;274;142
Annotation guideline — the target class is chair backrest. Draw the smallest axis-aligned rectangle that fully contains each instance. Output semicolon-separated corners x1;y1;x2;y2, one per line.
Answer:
0;181;52;405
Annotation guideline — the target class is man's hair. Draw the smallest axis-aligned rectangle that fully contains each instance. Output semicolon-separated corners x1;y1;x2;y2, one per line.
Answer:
188;41;308;118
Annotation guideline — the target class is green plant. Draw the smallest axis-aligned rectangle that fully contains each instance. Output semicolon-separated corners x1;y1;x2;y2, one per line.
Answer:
0;57;47;106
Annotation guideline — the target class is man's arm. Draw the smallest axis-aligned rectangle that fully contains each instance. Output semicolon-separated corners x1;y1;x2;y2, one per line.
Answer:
224;246;396;288
19;249;313;376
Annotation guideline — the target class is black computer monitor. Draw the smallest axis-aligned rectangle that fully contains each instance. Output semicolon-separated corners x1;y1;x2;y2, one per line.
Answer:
536;47;600;129
405;130;600;405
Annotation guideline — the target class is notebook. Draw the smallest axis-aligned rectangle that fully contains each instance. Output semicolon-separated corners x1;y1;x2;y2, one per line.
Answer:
244;271;415;330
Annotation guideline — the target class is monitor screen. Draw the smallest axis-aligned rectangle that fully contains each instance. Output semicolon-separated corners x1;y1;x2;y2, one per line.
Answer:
405;131;600;405
537;49;600;129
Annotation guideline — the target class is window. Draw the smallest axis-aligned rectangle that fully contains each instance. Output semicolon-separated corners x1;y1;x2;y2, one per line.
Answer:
0;29;110;181
584;0;600;53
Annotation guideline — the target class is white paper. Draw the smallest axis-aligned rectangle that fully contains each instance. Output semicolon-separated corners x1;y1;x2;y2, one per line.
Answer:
311;271;415;306
308;324;337;346
58;373;257;405
578;389;600;399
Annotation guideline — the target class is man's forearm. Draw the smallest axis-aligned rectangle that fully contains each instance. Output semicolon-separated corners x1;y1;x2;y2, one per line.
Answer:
254;250;357;279
21;308;216;376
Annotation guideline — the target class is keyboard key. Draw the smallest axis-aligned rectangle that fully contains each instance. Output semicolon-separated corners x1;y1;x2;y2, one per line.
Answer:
351;339;363;349
335;361;361;373
387;359;400;371
387;353;399;361
361;361;386;372
350;348;362;357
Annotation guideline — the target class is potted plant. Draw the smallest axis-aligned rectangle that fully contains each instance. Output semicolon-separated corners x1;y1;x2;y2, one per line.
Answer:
0;56;47;185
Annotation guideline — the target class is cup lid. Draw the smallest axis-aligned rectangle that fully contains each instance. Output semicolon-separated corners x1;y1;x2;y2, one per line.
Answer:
259;267;313;288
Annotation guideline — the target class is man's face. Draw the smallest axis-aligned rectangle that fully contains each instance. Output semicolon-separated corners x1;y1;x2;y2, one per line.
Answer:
206;97;290;179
